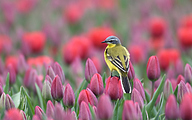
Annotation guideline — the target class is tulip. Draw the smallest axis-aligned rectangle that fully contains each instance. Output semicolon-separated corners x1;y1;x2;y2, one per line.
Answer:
46;66;55;80
32;115;40;120
186;83;192;93
131;88;144;109
177;74;185;84
23;68;37;89
178;27;192;48
0;93;6;109
17;53;28;74
5;56;18;73
51;75;64;101
6;64;16;85
184;64;192;83
165;95;179;119
97;94;113;120
46;100;54;118
63;83;75;107
163;79;173;100
71;57;83;76
89;73;104;96
174;59;184;75
170;79;177;91
5;94;15;110
177;81;188;102
78;88;98;106
3;108;23;120
147;56;160;81
85;58;98;82
45;75;53;84
71;111;77;120
53;103;64;120
52;62;65;84
134;102;142;120
181;15;192;28
20;110;27;120
180;93;192;120
149;17;166;38
79;101;91;120
122;100;140;120
35;106;45;119
42;80;52;100
0;58;4;74
128;61;135;80
104;76;123;100
133;78;145;100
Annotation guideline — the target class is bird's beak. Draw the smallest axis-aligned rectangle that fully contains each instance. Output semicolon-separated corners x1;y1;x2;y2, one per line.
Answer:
101;40;106;43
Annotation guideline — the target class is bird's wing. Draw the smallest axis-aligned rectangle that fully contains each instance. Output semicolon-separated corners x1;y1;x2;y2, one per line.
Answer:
106;46;130;72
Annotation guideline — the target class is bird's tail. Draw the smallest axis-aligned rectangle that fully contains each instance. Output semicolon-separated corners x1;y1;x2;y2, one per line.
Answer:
120;74;132;93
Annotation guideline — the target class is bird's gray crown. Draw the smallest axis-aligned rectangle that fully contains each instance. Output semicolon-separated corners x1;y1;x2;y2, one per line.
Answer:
102;36;121;44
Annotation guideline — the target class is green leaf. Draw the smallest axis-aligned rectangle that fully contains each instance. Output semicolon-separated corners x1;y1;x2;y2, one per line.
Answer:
154;94;164;120
4;73;10;94
123;93;131;100
117;99;124;120
11;92;21;108
169;82;173;94
102;72;106;87
21;87;35;115
88;103;96;120
174;85;178;98
35;84;45;112
145;90;151;103
113;99;119;120
146;74;166;114
142;105;149;120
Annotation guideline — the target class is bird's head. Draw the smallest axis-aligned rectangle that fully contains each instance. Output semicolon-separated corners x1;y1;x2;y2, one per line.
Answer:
101;36;121;45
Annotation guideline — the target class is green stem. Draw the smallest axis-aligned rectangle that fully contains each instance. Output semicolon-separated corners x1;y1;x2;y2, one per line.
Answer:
151;82;155;100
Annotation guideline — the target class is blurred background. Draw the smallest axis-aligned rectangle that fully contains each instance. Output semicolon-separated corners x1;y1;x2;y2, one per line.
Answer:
0;0;192;89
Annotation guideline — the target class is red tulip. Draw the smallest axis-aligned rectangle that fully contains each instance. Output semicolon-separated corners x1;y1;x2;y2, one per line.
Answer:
131;88;144;109
88;27;115;49
89;73;104;96
97;94;113;119
85;58;98;82
147;56;160;81
177;74;185;84
180;93;192;120
165;95;179;119
27;56;53;67
46;100;54;118
5;56;18;73
52;62;65;84
157;48;180;70
3;108;23;120
63;83;75;107
128;61;135;80
178;27;192;48
104;76;123;100
79;101;91;120
22;31;46;53
133;78;145;100
78;88;98;106
35;106;45;120
181;15;192;28
186;83;192;93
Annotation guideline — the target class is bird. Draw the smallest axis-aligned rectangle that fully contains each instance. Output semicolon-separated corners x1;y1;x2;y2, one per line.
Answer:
101;36;131;93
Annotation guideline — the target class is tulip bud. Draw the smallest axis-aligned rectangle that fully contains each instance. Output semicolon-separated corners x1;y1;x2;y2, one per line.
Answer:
174;59;184;75
0;85;3;96
5;94;15;110
71;111;77;120
165;95;179;119
7;64;16;85
17;53;28;74
52;62;65;83
63;83;75;107
133;78;145;100
35;106;45;119
85;58;98;82
89;73;104;96
42;80;52;100
134;102;142;120
51;75;64;101
45;75;53;84
97;94;113;120
122;100;139;120
104;76;123;100
79;101;91;120
46;100;54;118
170;79;177;91
147;56;160;81
180;93;192;120
32;115;40;120
20;110;27;120
177;74;185;84
46;66;55;80
177;81;188;102
78;88;98;106
184;64;192;83
163;79;173;100
23;68;37;89
4;108;23;120
0;93;6;109
53;103;64;120
131;88;144;109
128;61;135;80
186;83;192;93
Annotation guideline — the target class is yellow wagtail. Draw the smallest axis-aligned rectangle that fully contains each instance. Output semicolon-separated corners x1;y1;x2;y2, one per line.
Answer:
102;36;131;93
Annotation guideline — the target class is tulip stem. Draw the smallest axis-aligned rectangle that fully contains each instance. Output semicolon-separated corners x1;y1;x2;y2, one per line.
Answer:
151;82;155;100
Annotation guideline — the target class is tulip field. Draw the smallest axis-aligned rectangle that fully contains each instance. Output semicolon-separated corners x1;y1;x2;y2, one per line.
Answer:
1;0;192;120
